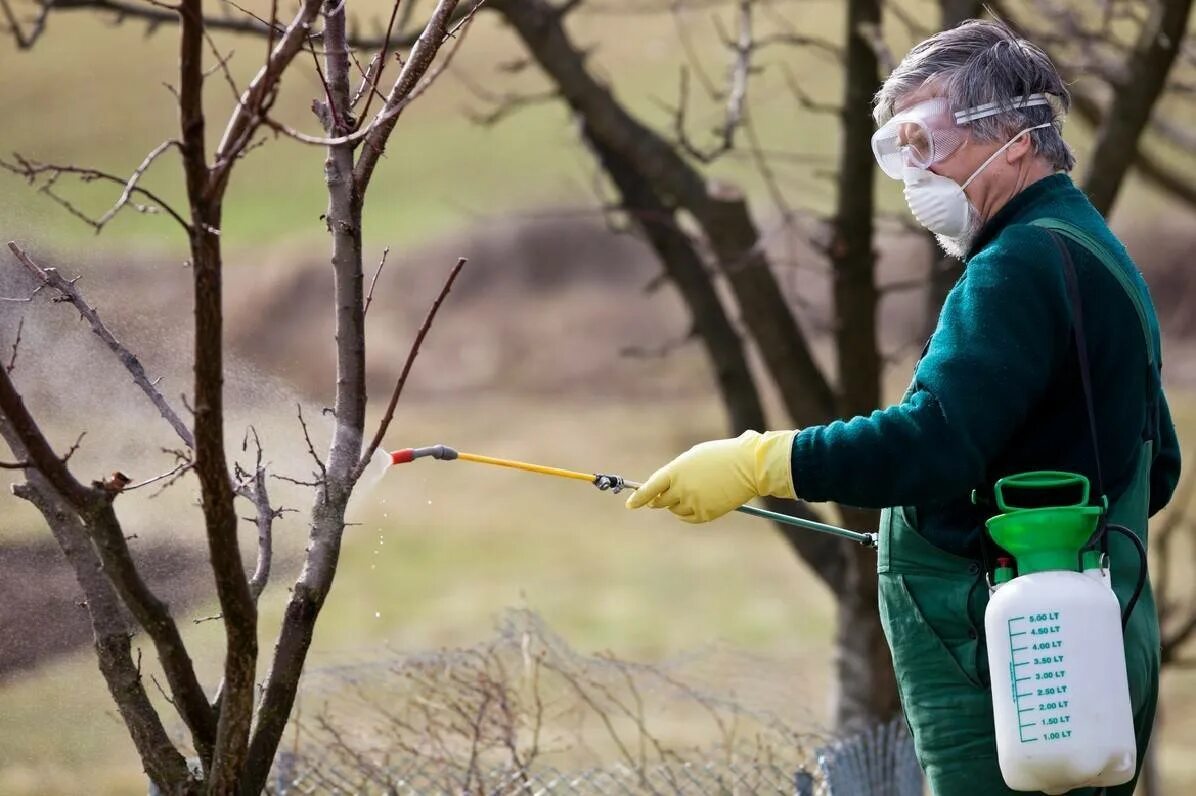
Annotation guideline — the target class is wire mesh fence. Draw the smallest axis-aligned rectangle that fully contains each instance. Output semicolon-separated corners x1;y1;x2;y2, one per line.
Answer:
248;610;922;795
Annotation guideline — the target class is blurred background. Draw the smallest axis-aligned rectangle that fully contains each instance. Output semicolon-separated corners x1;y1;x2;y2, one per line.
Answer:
1;0;1195;792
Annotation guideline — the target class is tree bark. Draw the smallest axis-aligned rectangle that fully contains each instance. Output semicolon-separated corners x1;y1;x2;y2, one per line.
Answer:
1082;0;1195;215
0;417;197;793
178;0;259;785
241;6;366;789
0;364;217;764
826;0;898;728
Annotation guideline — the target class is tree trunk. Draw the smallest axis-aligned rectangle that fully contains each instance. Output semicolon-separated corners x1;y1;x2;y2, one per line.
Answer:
826;0;899;728
1082;0;1195;215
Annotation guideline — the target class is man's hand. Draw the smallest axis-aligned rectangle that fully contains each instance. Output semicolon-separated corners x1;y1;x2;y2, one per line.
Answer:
625;430;798;523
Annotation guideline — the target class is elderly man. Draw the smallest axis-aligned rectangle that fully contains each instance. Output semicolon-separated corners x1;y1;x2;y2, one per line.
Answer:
626;20;1181;795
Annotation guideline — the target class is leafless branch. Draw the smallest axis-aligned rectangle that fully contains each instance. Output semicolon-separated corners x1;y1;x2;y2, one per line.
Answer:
1;0;52;48
270;473;322;488
391;0;481;109
0;458;31;469
203;30;242;101
671;1;719;99
43;0;476;50
0;363;217;759
355;0;473;191
363;247;389;317
781;64;840;115
7;242;195;449
354;257;467;482
719;0;752;151
354;0;405;124
295;402;327;486
6;316;24;374
209;0;324;186
62;431;86;464
237;426;275;603
349;49;389;111
459;73;560;127
150;674;177;707
1;151;190;233
125;460;193;491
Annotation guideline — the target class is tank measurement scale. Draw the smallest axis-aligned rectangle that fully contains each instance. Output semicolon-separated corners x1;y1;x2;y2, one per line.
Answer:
1007;611;1072;744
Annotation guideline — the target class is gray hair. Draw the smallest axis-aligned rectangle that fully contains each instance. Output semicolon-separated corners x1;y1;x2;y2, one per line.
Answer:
873;19;1075;172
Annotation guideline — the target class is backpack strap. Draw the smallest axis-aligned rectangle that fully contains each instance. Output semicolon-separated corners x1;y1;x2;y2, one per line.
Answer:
1029;218;1158;369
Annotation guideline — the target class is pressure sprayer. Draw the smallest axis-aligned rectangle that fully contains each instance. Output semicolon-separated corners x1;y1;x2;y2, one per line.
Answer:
381;444;877;548
981;471;1147;794
381;446;1151;792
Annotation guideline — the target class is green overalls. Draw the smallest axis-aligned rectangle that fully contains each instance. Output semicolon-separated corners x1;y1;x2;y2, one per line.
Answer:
877;221;1162;795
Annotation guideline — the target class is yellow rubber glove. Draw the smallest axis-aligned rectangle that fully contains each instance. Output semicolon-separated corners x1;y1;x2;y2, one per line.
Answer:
625;430;798;523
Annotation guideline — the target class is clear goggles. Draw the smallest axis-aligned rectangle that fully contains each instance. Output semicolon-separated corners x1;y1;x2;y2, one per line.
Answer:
871;93;1053;179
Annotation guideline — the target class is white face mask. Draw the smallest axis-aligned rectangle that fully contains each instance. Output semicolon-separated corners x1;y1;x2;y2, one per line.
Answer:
902;123;1053;241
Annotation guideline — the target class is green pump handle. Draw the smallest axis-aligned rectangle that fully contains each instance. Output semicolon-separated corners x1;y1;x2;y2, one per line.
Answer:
985;470;1109;513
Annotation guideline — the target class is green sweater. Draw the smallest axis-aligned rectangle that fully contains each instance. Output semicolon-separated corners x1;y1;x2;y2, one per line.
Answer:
791;173;1182;558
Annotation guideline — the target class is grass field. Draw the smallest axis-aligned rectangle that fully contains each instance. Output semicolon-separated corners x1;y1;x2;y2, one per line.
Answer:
4;0;1196;792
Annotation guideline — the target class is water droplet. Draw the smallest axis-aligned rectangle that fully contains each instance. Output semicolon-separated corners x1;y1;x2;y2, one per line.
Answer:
427;499;432;505
374;612;381;619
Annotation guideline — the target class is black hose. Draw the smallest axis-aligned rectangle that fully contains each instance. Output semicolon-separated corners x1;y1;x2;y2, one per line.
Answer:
1104;524;1148;629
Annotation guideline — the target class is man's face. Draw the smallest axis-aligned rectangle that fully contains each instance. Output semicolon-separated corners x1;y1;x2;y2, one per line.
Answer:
892;84;1004;188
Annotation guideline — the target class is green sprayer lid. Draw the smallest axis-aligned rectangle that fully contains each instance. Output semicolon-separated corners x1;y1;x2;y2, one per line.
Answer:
983;471;1104;575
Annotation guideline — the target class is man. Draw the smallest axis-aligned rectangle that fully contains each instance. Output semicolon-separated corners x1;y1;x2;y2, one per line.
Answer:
626;20;1182;796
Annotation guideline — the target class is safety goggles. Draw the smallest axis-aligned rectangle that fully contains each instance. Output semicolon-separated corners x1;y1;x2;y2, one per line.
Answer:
871;93;1053;179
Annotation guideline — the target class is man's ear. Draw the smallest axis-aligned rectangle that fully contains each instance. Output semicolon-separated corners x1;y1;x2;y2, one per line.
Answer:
1006;130;1034;163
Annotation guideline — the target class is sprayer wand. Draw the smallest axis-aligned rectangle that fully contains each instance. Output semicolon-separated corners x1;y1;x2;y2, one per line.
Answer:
387;444;876;548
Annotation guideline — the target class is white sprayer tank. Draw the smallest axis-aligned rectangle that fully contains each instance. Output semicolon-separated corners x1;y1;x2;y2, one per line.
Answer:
981;471;1139;793
985;562;1136;792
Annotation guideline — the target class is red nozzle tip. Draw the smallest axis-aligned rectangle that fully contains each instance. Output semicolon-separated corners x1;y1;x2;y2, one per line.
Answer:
997;557;1013;567
390;449;415;465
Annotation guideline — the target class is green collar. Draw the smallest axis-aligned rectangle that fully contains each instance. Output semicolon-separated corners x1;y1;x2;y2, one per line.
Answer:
965;172;1078;262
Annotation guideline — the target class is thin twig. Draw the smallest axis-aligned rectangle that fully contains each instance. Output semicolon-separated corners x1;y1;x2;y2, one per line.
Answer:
364;247;389;317
355;0;404;124
203;29;242;101
354;257;467;482
6;243;195;448
295;402;327;485
126;460;194;491
240;426;274;603
62;431;85;464
1;0;52;48
271;473;322;488
7;317;24;374
720;0;752;151
150;674;178;707
388;0;481;109
0;458;31;469
2;151;189;233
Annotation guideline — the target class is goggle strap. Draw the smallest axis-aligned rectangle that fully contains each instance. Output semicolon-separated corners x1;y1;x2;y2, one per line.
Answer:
954;93;1052;124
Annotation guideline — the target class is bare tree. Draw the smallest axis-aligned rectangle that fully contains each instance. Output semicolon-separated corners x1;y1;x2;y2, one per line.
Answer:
0;0;477;791
471;0;898;729
473;0;1196;730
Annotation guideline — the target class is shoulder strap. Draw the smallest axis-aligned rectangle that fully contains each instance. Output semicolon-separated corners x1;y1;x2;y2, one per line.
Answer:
1044;231;1107;507
1028;218;1158;368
